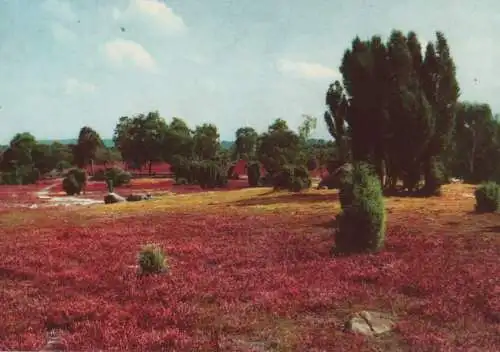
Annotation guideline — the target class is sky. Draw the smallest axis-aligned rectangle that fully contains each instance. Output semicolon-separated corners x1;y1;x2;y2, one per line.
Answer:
0;0;499;143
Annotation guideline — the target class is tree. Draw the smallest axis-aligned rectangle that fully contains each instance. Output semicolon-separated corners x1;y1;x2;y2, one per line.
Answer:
0;132;37;171
325;81;350;163
163;117;193;162
233;127;258;160
74;126;103;175
325;30;459;195
451;102;500;183
420;32;460;193
113;111;168;174
192;123;220;160
257;118;301;174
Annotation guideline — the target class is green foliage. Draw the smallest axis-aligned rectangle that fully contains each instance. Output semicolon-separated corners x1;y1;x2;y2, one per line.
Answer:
197;160;227;189
62;168;87;195
474;182;500;213
273;165;311;192
171;157;227;189
105;167;131;187
56;160;72;172
329;30;459;196
137;244;168;274
421;157;444;196
234;127;258;160
257;119;302;175
113;112;168;171
335;162;386;255
247;161;261;187
63;175;82;195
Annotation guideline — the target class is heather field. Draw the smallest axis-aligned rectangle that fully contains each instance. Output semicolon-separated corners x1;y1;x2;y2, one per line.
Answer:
0;183;499;351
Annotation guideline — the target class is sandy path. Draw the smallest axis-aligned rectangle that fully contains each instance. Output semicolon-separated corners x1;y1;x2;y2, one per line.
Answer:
35;181;102;207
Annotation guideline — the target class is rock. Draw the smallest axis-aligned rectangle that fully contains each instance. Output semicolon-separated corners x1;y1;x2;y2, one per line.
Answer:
126;193;153;202
104;192;126;204
345;310;396;336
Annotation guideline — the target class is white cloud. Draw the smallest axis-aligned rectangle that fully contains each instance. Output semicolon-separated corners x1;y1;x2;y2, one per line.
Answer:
277;59;340;79
103;39;157;72
50;22;76;43
64;78;96;95
113;0;186;34
41;0;76;22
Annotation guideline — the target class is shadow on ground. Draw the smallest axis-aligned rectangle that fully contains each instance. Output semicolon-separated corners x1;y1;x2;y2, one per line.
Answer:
232;192;340;207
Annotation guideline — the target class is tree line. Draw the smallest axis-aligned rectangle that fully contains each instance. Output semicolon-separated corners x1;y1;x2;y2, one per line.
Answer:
1;29;500;193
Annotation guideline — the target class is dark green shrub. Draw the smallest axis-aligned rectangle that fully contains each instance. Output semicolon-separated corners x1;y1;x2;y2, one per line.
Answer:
198;161;227;189
335;162;386;255
474;182;500;213
62;168;87;195
421;157;444;196
67;168;87;185
171;156;197;184
105;167;131;187
247;162;261;187
273;165;311;192
138;244;168;274
62;175;82;195
90;169;107;181
56;160;72;173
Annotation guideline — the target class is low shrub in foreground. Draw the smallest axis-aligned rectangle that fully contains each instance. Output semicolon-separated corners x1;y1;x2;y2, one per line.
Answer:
474;182;500;213
335;162;386;255
137;244;168;274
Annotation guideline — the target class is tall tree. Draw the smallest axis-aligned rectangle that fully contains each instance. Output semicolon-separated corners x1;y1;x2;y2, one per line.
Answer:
192;123;220;160
452;102;499;182
0;132;37;171
163;117;193;162
113;111;168;174
420;32;460;192
74;126;103;175
233;127;258;160
257;118;301;174
325;81;349;163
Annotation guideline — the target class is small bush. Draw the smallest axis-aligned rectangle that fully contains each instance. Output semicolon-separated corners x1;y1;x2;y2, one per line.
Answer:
474;182;500;213
197;161;227;189
273;165;311;192
56;160;72;173
62;168;87;195
105;167;131;187
421;157;444;196
171;156;197;184
90;169;107;181
137;244;167;274
62;175;82;195
247;162;261;187
335;162;386;255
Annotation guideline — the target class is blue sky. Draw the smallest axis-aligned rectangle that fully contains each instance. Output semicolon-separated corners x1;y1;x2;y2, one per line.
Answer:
0;0;499;143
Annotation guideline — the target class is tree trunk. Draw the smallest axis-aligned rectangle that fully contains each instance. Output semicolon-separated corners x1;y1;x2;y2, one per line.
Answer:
148;161;153;176
90;159;94;176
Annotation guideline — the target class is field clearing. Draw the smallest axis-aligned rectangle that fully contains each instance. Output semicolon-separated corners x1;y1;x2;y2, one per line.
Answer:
0;184;498;351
